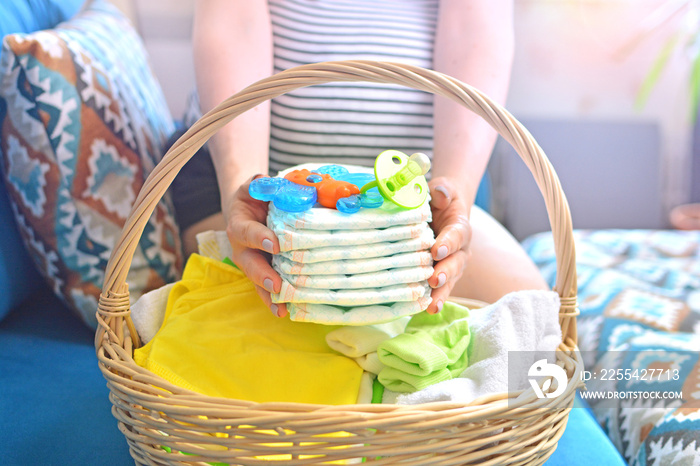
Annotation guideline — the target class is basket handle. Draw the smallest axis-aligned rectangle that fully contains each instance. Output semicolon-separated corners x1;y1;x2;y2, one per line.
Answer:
96;60;578;349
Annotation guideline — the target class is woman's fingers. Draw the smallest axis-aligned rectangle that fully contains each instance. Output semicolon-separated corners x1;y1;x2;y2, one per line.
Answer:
223;178;288;316
426;176;474;314
429;248;469;288
428;177;472;261
427;270;463;315
427;248;468;313
228;214;280;254
232;242;287;318
427;284;450;315
431;219;471;262
233;246;280;290
253;284;288;318
428;177;454;211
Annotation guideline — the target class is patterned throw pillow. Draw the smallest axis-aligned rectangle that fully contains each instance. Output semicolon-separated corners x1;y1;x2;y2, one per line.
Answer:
0;0;183;328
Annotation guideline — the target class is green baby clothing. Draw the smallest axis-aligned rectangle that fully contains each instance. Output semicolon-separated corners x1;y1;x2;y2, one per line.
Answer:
377;302;471;392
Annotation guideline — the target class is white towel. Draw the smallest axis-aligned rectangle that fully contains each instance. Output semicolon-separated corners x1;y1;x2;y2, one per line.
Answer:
396;290;562;405
196;230;232;261
130;283;175;344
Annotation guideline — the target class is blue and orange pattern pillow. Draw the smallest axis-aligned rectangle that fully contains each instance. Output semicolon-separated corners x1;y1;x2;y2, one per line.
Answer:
0;0;183;328
525;229;700;465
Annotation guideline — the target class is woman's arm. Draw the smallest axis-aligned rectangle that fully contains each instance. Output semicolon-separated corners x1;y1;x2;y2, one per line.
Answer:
193;1;287;317
426;0;515;312
193;0;274;210
432;0;514;208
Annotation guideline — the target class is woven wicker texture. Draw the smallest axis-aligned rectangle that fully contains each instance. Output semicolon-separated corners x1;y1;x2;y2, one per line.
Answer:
96;61;583;465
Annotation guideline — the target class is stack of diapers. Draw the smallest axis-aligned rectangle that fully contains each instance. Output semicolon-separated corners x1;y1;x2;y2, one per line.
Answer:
267;164;435;325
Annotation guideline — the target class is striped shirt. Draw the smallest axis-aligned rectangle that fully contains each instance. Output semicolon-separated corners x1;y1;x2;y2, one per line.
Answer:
185;0;440;174
268;0;439;173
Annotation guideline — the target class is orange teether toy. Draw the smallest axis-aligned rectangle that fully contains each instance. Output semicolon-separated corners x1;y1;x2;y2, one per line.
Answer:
284;169;360;209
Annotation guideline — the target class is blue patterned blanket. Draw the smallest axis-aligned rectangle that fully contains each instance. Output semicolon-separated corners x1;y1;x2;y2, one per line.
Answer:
524;230;700;466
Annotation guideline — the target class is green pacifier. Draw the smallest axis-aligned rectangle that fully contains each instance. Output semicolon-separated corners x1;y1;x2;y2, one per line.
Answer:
360;150;431;209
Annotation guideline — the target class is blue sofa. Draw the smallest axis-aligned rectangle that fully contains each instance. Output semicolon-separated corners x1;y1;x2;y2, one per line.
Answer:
0;2;626;465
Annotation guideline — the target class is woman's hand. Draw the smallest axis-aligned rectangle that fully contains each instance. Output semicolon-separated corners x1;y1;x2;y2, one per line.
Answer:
426;177;472;314
225;175;288;318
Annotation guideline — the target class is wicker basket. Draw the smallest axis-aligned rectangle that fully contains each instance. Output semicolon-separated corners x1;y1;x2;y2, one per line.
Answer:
96;60;583;465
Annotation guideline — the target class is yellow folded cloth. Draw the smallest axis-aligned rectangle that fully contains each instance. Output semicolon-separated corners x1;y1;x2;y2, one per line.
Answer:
134;254;363;405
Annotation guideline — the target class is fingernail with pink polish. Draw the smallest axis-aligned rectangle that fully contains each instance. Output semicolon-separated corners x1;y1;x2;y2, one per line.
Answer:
270;303;279;317
435;300;444;314
435;245;449;261
436;272;447;288
262;238;274;254
263;278;274;292
435;185;450;201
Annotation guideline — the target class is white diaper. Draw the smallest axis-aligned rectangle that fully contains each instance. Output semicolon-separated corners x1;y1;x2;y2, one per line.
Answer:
270;217;433;252
272;251;433;275
286;297;432;325
272;281;431;305
279;229;435;263
279;266;434;289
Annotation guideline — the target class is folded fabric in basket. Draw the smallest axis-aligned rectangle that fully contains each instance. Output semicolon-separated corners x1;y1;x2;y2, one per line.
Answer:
357;352;384;375
325;318;410;376
196;230;232;261
325;317;410;358
377;304;471;393
269;217;433;252
130;283;174;344
279;230;435;264
272;281;431;305
279;266;434;289
133;254;363;405
272;251;433;275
